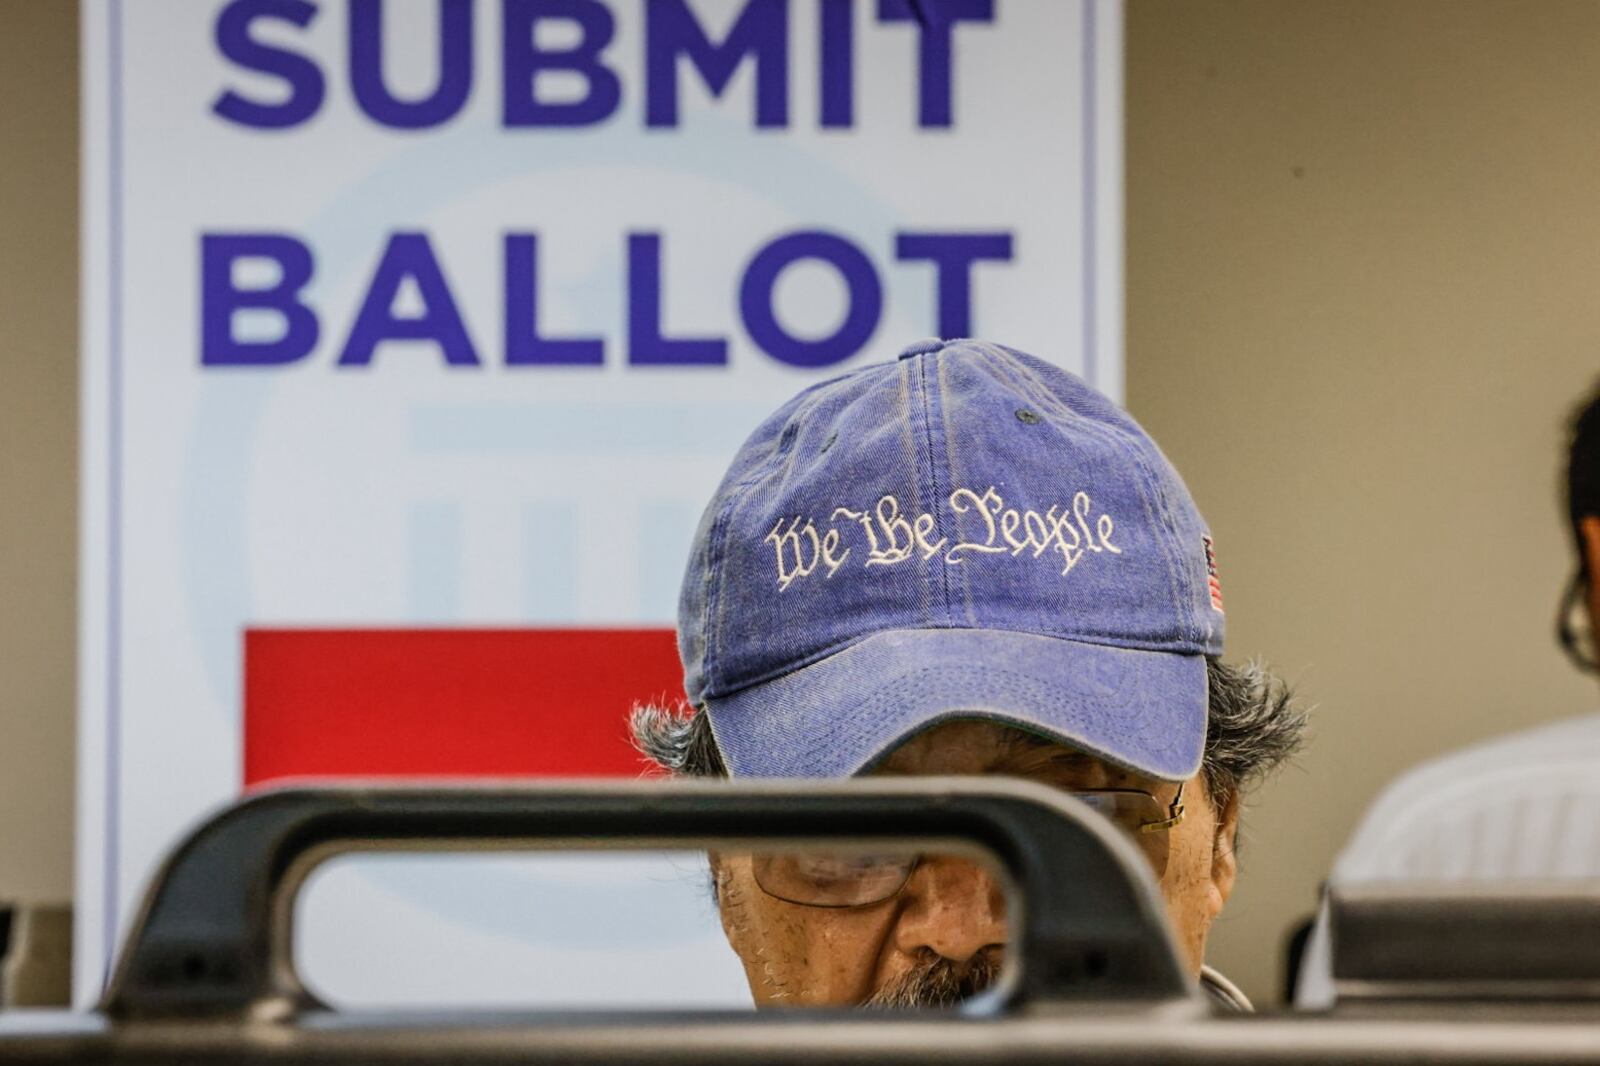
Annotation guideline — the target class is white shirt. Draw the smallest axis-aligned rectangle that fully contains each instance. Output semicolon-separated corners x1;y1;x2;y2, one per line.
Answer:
1296;713;1600;1008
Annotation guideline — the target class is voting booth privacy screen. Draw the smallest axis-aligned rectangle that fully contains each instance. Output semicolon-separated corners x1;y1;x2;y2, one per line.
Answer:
77;0;1124;1005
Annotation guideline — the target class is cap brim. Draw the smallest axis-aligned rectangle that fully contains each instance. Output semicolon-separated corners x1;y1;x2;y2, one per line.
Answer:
704;628;1207;782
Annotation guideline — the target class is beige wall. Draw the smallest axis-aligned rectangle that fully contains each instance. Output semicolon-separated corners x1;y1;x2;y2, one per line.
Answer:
0;0;77;906
1127;0;1600;1002
4;0;1600;1007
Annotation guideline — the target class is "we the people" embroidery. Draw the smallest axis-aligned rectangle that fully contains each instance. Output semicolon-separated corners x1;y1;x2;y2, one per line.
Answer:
764;486;1122;591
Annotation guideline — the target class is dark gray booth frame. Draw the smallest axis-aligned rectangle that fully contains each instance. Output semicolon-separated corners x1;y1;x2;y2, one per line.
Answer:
2;779;1598;1065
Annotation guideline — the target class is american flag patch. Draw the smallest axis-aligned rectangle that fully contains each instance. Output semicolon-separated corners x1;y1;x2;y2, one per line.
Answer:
1203;536;1224;613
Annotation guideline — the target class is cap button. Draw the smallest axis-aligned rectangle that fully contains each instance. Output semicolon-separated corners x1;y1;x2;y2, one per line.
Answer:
898;337;946;360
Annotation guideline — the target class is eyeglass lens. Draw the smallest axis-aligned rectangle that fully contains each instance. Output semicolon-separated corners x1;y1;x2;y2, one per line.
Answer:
752;851;920;908
750;790;1175;908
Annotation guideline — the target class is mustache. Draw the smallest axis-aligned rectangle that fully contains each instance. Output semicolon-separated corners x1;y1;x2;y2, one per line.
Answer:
864;951;1002;1009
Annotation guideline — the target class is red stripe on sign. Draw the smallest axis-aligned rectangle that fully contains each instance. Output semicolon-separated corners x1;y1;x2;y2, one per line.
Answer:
244;629;684;786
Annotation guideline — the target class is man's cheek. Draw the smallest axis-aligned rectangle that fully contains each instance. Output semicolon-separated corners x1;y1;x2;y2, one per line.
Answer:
740;890;871;1005
765;911;866;1005
756;922;808;1001
815;916;884;1003
763;906;897;1006
1157;845;1213;973
719;875;793;1002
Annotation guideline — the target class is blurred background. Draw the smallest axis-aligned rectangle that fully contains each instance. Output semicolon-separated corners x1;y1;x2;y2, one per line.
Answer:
3;0;1600;1006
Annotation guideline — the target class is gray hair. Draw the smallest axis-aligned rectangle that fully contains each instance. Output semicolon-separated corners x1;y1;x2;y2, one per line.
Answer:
631;658;1305;804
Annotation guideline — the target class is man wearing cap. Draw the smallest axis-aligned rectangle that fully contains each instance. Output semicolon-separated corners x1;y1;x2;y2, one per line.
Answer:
635;338;1306;1010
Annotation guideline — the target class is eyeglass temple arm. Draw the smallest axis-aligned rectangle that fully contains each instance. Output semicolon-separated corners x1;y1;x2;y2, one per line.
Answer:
1138;781;1186;834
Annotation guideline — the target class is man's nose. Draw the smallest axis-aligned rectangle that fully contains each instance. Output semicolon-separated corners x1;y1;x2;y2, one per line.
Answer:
892;855;1008;964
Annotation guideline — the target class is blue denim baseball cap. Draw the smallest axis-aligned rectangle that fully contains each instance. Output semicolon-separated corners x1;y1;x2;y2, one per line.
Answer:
678;339;1224;783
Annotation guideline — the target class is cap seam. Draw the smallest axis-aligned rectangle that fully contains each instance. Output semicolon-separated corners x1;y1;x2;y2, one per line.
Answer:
698;474;755;698
1123;439;1195;646
916;351;957;629
701;407;811;695
713;656;1203;781
892;360;936;625
698;623;1212;702
700;369;898;697
938;353;979;626
992;348;1196;646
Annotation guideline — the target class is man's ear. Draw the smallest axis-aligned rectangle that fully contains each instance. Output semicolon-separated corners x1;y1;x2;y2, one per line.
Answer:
1209;789;1241;914
1579;517;1600;630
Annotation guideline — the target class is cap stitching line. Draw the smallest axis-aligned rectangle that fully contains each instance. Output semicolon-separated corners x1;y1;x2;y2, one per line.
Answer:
699;459;764;699
1125;442;1194;646
983;344;1075;418
1003;349;1198;641
916;351;957;630
975;348;1167;590
986;347;1197;648
975;342;1077;422
819;667;1158;756
938;353;980;627
955;344;1201;650
983;342;1097;426
702;395;827;698
697;623;1210;702
993;349;1189;620
777;358;884;415
1118;433;1201;647
705;377;869;695
735;663;1202;781
893;360;937;624
1150;452;1203;646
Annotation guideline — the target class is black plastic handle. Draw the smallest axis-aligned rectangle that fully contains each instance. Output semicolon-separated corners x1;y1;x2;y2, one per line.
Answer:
102;778;1194;1018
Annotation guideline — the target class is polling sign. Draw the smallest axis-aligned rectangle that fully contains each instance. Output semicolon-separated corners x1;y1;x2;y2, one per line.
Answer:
78;0;1124;1005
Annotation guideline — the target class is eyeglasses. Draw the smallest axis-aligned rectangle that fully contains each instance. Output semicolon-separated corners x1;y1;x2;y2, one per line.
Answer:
1557;571;1600;673
751;784;1187;908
